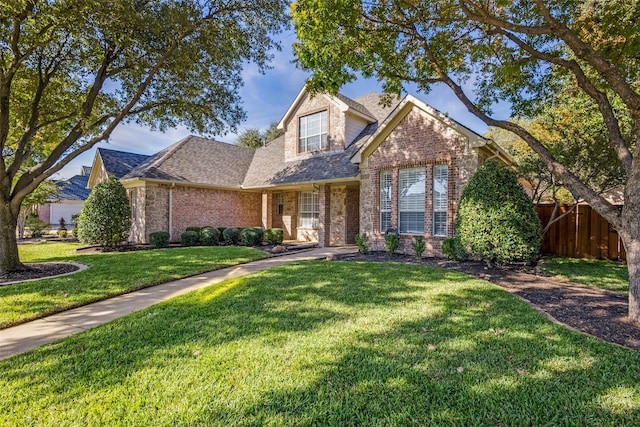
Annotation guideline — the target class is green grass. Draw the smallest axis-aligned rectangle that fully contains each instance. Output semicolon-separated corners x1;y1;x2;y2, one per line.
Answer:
2;261;640;426
540;256;629;292
0;242;267;328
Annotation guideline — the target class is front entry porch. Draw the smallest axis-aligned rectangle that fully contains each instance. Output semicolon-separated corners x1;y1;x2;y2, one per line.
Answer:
261;183;360;247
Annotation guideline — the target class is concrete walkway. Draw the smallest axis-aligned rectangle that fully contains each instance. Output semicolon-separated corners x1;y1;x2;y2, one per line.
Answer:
0;246;356;361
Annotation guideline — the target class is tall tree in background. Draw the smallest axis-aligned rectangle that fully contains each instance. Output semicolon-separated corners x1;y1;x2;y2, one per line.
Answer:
292;1;640;322
0;0;288;272
236;121;285;148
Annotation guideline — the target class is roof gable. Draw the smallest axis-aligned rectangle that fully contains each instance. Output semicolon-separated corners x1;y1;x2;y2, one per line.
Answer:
352;94;510;163
277;85;376;130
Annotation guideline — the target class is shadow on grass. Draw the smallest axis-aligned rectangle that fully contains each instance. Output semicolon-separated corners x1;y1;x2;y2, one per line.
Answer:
2;262;639;425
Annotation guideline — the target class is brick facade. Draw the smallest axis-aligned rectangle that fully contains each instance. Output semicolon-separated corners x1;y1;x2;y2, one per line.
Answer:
359;107;479;256
127;183;262;243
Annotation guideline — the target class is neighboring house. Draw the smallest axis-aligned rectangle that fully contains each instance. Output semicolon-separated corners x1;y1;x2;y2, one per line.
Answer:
39;167;92;228
88;86;509;256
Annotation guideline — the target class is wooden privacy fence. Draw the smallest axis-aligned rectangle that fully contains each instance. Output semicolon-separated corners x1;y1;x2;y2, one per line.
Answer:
536;204;626;260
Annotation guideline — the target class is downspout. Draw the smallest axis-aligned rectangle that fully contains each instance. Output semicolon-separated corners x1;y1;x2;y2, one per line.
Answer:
169;183;175;241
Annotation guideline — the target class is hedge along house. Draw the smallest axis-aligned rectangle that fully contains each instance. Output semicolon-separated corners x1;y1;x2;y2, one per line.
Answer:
87;86;509;255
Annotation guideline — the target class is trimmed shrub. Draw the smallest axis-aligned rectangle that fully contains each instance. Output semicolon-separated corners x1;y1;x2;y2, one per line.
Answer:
455;160;541;264
240;227;264;246
185;226;202;241
71;213;80;239
385;232;399;254
412;235;425;259
78;177;131;247
222;227;241;245
264;228;284;244
181;230;199;247
149;231;170;248
355;233;369;254
200;226;220;246
26;216;49;238
57;229;68;238
442;237;466;260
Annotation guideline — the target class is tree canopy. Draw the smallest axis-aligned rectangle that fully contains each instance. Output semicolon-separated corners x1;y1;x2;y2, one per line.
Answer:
236;122;285;148
0;0;288;272
292;0;640;322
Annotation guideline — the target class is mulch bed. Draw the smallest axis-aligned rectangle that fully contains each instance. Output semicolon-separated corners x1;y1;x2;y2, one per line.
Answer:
337;252;640;351
0;263;79;284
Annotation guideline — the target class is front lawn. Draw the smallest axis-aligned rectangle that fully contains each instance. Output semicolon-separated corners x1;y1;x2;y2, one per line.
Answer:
2;261;639;426
539;256;629;292
0;242;267;328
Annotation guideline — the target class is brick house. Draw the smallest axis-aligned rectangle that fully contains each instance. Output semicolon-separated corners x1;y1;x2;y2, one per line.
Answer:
88;86;509;255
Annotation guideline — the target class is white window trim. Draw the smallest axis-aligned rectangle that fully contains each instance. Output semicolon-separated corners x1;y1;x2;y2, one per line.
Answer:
433;164;449;237
398;167;425;235
298;110;328;153
298;191;319;229
380;170;392;232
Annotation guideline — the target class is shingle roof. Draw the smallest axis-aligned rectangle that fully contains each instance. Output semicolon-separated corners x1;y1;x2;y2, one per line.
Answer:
123;135;255;188
98;148;151;179
54;174;90;201
242;136;360;188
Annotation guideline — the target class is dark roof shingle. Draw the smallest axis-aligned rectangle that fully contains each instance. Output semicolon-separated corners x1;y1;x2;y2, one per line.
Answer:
98;148;151;179
54;174;90;201
123;135;255;188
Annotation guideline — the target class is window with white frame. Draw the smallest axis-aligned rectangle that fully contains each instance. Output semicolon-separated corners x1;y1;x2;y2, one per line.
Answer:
276;193;284;215
129;189;137;220
433;165;449;236
299;192;319;228
299;110;327;153
398;168;425;234
380;170;392;232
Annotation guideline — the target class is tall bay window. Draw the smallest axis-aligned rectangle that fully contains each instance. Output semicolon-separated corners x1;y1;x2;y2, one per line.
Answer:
380;170;392;232
299;110;327;153
398;168;425;234
433;165;449;236
299;192;319;228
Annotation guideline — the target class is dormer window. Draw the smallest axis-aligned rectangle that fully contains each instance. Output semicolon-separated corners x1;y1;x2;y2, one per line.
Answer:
299;110;327;153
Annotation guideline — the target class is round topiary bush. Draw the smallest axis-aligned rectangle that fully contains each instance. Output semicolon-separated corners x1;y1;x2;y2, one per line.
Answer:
149;231;170;248
455;160;541;264
200;226;220;246
78;177;131;248
181;230;199;247
222;227;241;245
240;227;264;246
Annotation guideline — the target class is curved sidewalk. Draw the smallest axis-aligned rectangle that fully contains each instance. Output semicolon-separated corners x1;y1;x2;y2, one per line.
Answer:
0;246;356;361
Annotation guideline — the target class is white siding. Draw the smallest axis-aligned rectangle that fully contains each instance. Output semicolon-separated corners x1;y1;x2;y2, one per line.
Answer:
345;115;369;145
49;201;84;227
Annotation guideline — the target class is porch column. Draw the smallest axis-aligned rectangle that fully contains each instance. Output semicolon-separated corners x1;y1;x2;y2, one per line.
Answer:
318;185;331;247
261;191;273;229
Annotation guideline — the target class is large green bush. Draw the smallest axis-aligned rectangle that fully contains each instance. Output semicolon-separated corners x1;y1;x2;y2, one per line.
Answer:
222;227;241;245
455;160;541;264
264;228;284;244
181;230;199;247
78;177;131;247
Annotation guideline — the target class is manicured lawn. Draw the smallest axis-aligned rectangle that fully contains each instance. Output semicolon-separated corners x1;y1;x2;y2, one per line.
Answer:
539;256;629;292
0;242;267;328
2;261;639;426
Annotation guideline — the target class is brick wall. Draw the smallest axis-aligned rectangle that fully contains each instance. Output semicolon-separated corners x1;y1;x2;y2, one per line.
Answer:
169;186;261;240
360;107;478;256
345;187;360;244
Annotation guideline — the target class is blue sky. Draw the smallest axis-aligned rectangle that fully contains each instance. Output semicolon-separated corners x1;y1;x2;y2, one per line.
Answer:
57;30;507;179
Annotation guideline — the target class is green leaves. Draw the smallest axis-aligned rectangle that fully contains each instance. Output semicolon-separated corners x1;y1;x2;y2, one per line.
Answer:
456;160;542;264
78;177;131;247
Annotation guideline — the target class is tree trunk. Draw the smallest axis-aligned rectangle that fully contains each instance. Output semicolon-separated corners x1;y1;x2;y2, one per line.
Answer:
0;201;24;273
623;235;640;324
